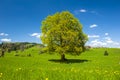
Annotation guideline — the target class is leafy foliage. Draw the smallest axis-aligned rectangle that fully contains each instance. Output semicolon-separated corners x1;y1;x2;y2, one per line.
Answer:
41;11;88;55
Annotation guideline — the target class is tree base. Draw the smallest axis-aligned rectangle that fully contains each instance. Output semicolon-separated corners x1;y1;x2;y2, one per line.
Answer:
61;54;67;61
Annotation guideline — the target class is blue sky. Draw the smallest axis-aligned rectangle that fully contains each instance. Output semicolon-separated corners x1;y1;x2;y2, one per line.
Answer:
0;0;120;48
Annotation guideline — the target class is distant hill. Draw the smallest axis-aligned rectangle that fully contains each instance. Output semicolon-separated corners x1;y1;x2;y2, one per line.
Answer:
0;42;43;53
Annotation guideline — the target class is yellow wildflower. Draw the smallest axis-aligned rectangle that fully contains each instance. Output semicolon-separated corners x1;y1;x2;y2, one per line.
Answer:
19;68;22;70
105;70;108;73
74;70;77;73
0;73;2;75
114;71;119;75
0;73;3;78
45;78;48;80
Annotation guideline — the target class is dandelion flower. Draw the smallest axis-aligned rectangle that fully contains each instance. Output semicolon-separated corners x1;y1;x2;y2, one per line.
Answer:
0;73;2;75
0;73;3;78
16;69;18;71
105;70;108;73
45;78;48;80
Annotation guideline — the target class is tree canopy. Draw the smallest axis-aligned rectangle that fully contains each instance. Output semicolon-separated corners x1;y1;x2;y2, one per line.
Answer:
41;11;88;60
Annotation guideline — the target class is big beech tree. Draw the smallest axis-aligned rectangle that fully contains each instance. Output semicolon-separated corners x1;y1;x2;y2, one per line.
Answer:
41;11;88;61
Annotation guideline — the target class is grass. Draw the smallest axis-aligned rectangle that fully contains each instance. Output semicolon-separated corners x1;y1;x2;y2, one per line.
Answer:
0;46;120;80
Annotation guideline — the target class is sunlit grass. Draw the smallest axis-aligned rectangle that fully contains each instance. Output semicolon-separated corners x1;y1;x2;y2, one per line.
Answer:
0;47;120;80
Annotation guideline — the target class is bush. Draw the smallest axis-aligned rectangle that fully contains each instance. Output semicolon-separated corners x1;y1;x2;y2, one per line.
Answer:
104;50;109;56
14;53;19;56
27;53;31;57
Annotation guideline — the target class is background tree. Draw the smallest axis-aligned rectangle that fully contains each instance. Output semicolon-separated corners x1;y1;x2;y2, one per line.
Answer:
41;11;88;61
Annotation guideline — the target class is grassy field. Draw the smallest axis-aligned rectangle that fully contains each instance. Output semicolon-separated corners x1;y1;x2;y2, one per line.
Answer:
0;46;120;80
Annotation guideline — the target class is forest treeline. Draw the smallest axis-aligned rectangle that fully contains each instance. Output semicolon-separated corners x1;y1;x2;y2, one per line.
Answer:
0;42;39;53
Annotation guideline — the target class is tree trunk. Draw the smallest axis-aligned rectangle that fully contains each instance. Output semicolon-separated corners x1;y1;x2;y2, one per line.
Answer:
1;50;5;57
61;54;67;61
82;45;85;52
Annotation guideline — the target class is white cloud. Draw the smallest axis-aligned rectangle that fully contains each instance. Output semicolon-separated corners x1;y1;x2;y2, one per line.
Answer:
30;33;41;38
105;37;113;43
1;38;11;42
80;9;87;13
104;37;120;46
88;35;100;38
87;36;120;48
105;33;109;36
74;9;100;16
90;24;98;28
30;33;39;36
90;39;107;47
0;33;8;36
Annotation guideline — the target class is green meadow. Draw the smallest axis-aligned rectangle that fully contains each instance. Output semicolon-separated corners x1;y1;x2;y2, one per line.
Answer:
0;46;120;80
